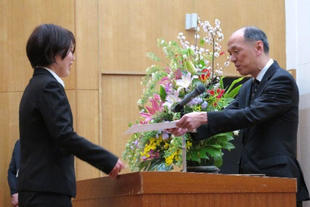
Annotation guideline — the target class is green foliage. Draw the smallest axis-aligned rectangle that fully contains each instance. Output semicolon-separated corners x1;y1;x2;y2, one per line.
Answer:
139;65;167;108
159;85;167;102
146;52;160;62
123;17;242;172
187;132;235;167
224;77;244;98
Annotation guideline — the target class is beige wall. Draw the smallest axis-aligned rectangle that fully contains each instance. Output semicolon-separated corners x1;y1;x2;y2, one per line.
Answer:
0;0;285;206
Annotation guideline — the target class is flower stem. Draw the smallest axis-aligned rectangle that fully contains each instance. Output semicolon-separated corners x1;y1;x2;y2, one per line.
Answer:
211;34;215;80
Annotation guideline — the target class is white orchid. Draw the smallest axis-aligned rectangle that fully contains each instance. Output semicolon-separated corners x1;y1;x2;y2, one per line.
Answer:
163;93;181;109
176;72;192;91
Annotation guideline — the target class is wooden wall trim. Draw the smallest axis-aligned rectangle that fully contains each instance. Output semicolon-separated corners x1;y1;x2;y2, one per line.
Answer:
102;72;146;76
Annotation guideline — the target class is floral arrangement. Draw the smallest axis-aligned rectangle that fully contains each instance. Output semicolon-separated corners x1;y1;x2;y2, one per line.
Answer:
123;17;243;171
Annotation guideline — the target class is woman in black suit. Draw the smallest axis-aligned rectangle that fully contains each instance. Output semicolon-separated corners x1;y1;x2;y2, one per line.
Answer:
19;24;124;207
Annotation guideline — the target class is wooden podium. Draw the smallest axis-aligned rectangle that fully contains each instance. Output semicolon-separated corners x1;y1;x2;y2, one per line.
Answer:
72;172;296;207
0;189;2;207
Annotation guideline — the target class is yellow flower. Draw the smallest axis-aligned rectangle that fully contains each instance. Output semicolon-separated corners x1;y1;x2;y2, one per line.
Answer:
195;105;202;111
165;155;174;165
186;141;192;149
173;150;182;161
156;140;161;145
144;145;151;152
164;142;169;149
140;151;150;158
149;144;156;150
149;137;156;144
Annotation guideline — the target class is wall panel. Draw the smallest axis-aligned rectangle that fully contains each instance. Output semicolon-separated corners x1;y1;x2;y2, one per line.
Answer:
101;0;193;74
100;0;286;76
75;90;101;179
0;0;76;92
101;75;143;158
75;0;99;90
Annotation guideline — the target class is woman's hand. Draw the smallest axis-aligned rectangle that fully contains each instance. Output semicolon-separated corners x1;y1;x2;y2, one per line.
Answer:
109;159;125;179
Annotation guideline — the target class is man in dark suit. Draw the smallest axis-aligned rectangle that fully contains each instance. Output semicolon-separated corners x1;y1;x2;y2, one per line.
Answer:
172;26;309;206
8;139;20;207
19;24;124;207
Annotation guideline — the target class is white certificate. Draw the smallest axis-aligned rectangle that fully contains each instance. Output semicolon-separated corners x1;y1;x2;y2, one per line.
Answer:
126;121;177;134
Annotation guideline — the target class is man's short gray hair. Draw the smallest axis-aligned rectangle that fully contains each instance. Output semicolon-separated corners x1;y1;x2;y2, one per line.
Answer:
244;26;269;54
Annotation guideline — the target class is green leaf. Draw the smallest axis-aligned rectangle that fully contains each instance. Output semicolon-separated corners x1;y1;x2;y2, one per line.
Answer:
205;147;222;158
219;77;224;89
222;142;235;151
139;160;151;171
209;144;222;149
200;38;205;46
224;85;242;99
187;151;201;162
185;60;196;74
225;77;244;96
213;156;223;167
220;97;234;107
199;60;206;68
192;79;203;87
187;48;195;57
146;52;160;62
199;149;210;159
159;85;167;102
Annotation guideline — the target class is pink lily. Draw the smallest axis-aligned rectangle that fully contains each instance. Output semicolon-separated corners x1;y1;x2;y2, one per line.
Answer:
140;94;163;123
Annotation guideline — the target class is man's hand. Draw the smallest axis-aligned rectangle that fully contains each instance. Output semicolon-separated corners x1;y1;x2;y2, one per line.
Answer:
11;193;18;207
176;112;208;131
167;128;188;137
109;159;125;179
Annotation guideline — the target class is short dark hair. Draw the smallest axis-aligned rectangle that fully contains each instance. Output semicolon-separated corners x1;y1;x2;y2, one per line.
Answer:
26;24;75;68
244;26;269;54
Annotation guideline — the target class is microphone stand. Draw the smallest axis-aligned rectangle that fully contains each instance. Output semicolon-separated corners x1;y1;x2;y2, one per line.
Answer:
182;134;187;172
173;105;187;172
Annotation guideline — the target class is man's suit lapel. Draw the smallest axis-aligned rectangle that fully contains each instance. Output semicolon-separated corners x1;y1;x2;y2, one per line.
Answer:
254;61;279;98
240;61;279;145
241;61;280;145
243;81;252;107
238;80;252;144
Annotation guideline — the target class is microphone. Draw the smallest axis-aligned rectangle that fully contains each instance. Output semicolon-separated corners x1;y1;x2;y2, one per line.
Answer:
173;84;206;112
